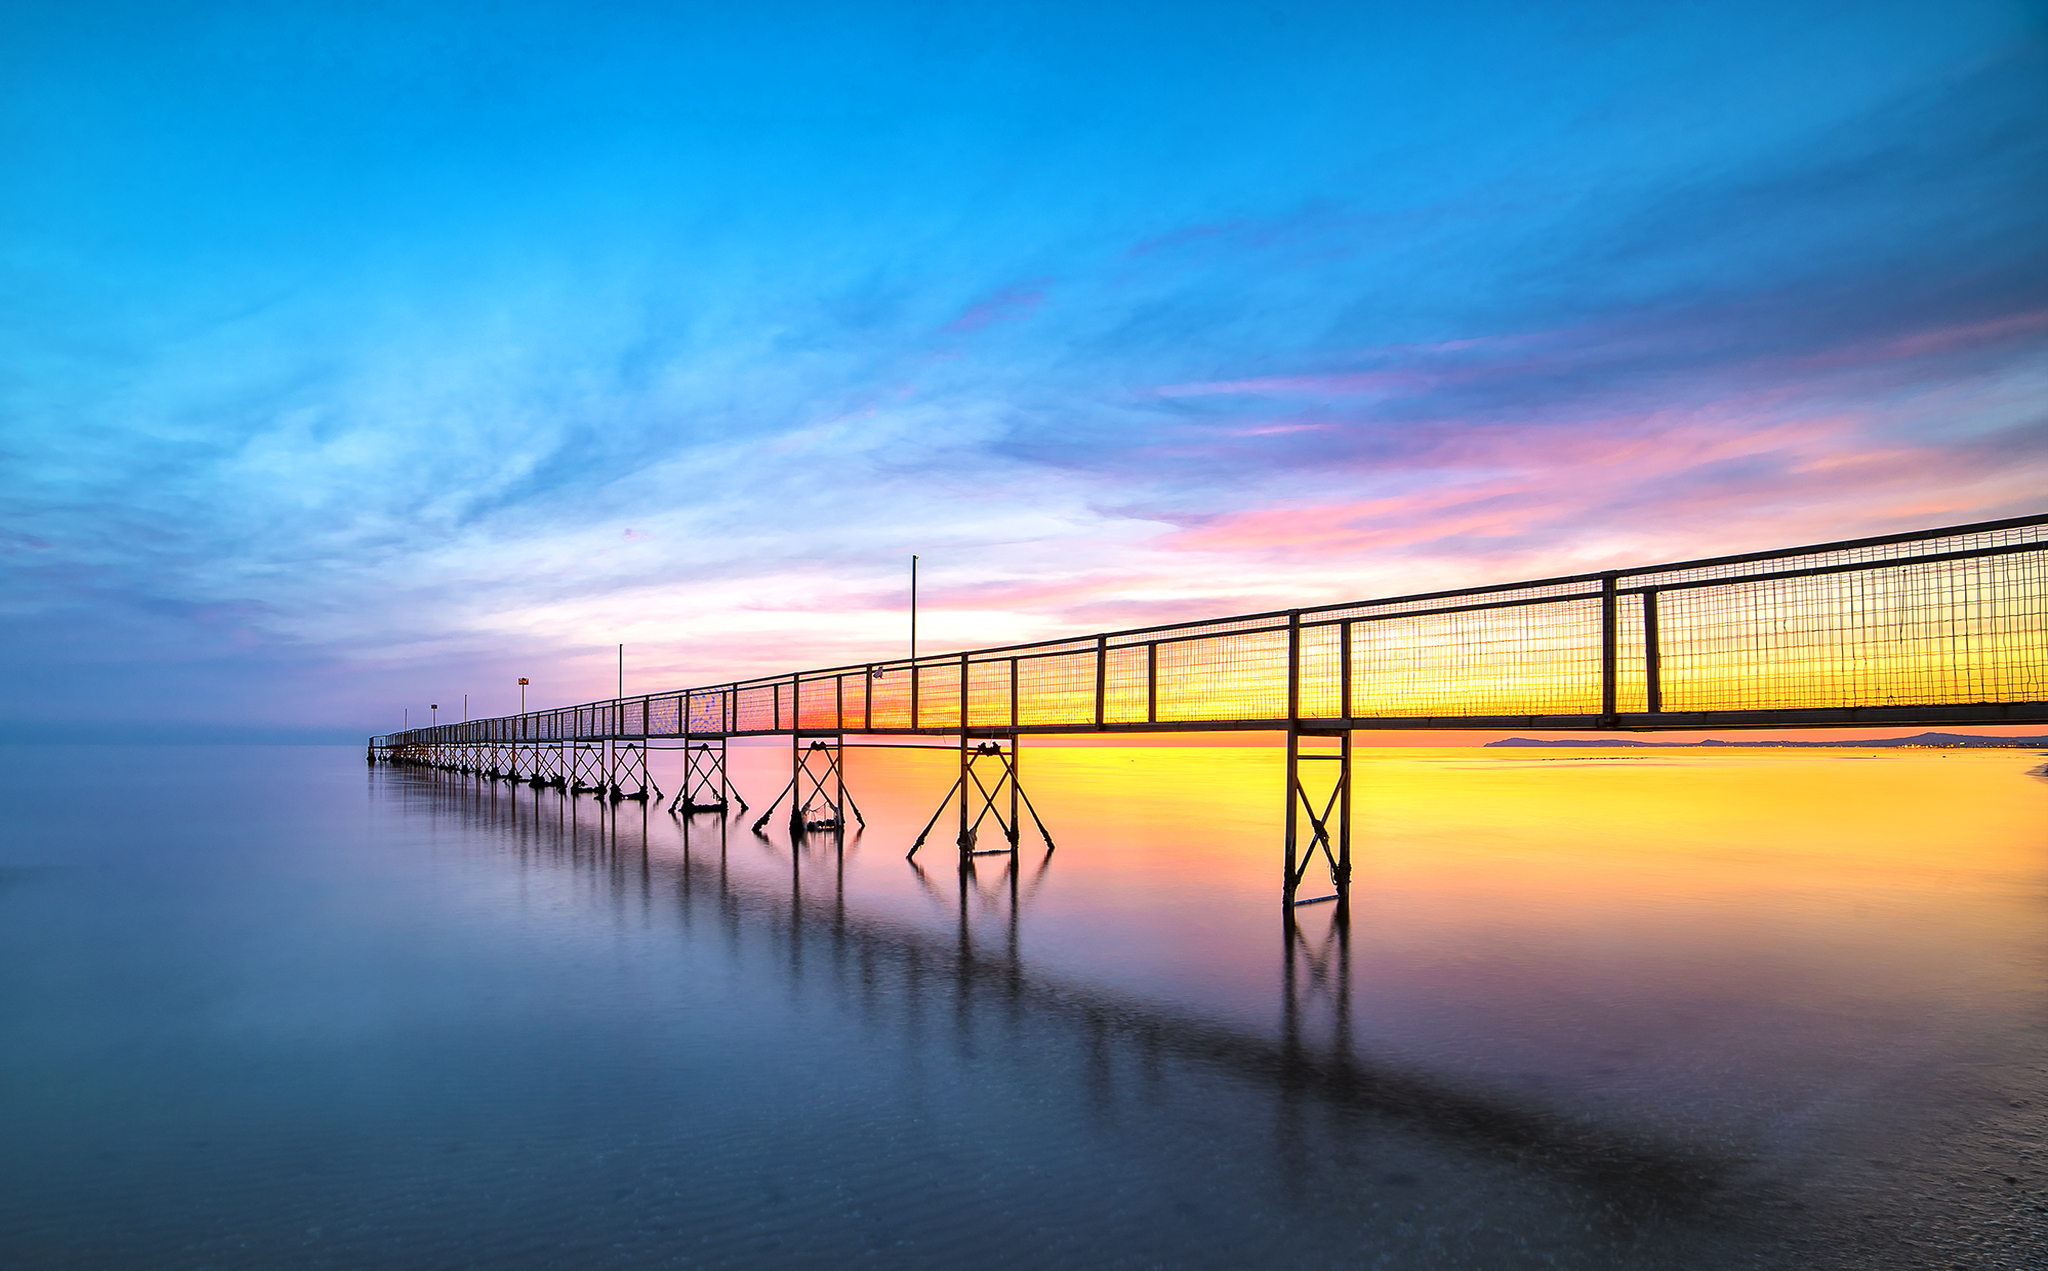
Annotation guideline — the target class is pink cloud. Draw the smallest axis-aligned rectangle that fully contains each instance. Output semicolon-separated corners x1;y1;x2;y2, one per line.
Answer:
945;281;1050;333
1155;405;2048;573
1154;371;1420;398
1793;308;2048;371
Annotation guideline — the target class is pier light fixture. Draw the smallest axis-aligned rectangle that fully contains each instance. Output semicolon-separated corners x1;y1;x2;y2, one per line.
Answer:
430;704;438;725
519;678;529;712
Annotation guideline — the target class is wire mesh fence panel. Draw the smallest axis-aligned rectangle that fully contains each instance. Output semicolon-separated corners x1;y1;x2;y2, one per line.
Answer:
648;695;681;736
798;676;840;730
1298;622;1342;719
868;669;911;729
1104;645;1149;724
1658;552;2048;712
1017;651;1098;726
1351;599;1604;718
916;662;963;729
735;685;777;733
621;699;646;736
685;691;726;734
967;659;1013;729
1629;518;2048;590
1616;596;1649;715
1156;629;1288;723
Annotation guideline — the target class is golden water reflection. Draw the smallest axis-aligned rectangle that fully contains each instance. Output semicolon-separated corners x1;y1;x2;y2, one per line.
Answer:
689;742;2048;1154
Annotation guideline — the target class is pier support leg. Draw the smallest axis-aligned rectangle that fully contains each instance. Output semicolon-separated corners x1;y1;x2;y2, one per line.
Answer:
751;735;861;838
607;742;656;802
569;743;607;795
670;739;745;815
1283;727;1351;920
909;735;1054;863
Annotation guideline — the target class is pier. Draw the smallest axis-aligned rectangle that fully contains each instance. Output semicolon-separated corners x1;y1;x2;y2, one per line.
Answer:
374;513;2048;914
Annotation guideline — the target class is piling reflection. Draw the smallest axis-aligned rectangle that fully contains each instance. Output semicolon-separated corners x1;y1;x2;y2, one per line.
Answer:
364;743;2048;1267
381;760;1735;1220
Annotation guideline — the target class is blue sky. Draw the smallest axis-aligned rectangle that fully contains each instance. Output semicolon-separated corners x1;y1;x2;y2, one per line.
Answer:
3;0;2044;738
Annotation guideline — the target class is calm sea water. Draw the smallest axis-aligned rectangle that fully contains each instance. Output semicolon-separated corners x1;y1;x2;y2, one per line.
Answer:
1;742;2043;1269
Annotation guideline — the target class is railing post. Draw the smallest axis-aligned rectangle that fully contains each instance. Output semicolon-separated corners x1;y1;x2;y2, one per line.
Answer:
1644;589;1663;714
1336;729;1352;921
1287;610;1301;723
1600;572;1618;724
959;651;973;858
1094;635;1108;729
1146;642;1157;724
1339;619;1352;723
1284;610;1301;911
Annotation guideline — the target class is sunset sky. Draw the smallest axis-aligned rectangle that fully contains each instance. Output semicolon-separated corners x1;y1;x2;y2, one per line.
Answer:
4;0;2045;739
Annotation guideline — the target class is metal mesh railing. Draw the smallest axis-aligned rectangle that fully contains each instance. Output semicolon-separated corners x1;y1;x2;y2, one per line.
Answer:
378;513;2047;746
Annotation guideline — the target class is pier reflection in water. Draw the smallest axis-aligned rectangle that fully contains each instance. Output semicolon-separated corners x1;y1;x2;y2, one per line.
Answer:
0;744;2042;1269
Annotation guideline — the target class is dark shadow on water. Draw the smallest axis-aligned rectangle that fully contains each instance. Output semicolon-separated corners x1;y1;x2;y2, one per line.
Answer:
393;764;1738;1225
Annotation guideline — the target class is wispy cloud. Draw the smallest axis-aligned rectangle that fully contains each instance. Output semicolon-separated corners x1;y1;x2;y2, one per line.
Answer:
0;3;2042;732
945;281;1050;333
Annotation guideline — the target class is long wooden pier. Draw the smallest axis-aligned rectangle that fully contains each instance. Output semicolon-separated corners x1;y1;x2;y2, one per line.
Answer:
374;512;2048;912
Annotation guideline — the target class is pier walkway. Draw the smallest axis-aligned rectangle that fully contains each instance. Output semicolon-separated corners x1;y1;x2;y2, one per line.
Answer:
373;513;2048;912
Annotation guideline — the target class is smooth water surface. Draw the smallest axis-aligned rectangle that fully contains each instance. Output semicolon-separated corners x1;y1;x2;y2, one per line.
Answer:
2;742;2044;1268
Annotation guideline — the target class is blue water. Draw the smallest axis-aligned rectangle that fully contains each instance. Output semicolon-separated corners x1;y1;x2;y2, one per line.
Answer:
1;744;2042;1269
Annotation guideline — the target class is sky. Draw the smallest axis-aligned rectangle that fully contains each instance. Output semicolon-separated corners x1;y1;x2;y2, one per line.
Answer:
3;0;2045;740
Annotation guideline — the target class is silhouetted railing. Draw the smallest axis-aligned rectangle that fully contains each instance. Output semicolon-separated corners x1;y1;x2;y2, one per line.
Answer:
379;512;2048;746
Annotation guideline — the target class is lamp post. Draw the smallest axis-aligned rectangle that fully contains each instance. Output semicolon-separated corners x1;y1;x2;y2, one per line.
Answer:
430;704;438;726
911;554;918;662
519;678;529;712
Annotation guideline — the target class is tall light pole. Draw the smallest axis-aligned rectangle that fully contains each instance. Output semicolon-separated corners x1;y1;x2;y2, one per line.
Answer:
910;554;918;662
430;703;438;725
462;694;467;722
519;678;529;712
618;643;624;701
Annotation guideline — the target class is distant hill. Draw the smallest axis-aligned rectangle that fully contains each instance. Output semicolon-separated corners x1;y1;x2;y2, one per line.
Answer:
1483;732;2048;749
